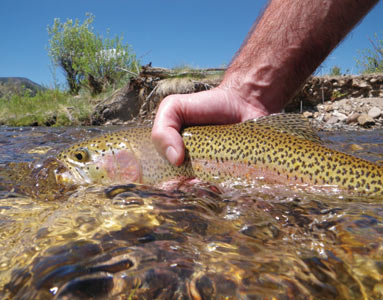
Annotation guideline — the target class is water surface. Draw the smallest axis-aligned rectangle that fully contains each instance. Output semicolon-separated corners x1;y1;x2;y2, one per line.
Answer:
1;126;383;299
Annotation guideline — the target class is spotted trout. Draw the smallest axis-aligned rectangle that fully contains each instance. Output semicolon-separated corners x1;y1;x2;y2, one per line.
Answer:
56;114;383;197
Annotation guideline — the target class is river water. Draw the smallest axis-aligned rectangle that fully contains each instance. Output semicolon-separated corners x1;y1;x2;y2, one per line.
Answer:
1;126;383;299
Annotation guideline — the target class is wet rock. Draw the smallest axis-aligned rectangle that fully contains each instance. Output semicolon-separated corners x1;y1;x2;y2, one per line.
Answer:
357;114;375;127
348;144;364;151
368;107;381;119
55;273;115;299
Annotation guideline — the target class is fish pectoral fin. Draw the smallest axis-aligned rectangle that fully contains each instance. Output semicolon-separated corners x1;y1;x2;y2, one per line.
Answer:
248;113;323;144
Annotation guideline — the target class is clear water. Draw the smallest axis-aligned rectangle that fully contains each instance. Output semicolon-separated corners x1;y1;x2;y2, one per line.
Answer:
1;126;383;299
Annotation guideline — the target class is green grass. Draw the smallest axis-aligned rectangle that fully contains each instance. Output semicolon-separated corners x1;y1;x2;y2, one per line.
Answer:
0;66;225;127
0;89;94;126
0;72;138;127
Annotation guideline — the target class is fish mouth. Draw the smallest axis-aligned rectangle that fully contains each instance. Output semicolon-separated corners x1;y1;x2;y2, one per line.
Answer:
54;160;86;185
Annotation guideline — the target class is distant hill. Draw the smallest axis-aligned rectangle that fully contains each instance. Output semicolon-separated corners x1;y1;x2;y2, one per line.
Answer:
0;77;45;99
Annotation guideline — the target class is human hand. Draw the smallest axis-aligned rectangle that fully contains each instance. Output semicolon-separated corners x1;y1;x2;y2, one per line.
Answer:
151;85;270;166
151;0;378;167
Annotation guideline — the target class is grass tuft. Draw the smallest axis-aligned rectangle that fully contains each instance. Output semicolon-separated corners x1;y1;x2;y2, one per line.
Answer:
0;89;94;126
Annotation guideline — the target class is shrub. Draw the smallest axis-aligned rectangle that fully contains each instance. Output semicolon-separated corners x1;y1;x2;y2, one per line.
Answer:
329;65;341;76
356;32;383;74
47;13;139;95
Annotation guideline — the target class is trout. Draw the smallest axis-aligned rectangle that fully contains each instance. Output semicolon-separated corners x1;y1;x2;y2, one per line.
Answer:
56;114;383;197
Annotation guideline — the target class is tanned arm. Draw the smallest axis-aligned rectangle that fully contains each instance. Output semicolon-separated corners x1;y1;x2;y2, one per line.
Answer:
223;0;378;115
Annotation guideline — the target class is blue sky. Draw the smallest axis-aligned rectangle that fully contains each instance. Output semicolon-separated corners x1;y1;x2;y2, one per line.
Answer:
0;1;382;87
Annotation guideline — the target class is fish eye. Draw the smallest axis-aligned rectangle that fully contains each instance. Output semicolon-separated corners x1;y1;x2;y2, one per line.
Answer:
72;148;90;163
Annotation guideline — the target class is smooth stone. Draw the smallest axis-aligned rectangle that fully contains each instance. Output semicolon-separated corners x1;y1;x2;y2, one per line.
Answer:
332;111;348;122
368;107;381;119
357;114;375;127
346;113;360;124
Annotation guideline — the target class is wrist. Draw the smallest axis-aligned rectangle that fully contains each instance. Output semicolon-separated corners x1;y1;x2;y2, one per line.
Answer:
220;58;293;115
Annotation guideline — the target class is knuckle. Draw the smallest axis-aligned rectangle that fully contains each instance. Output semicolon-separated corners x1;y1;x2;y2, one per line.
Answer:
151;128;162;141
161;94;179;107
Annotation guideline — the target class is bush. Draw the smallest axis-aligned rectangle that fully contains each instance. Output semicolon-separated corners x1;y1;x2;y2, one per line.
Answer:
329;65;341;76
47;13;139;95
356;32;383;74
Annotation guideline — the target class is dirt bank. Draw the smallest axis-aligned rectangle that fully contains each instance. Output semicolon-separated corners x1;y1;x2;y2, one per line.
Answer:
92;66;383;131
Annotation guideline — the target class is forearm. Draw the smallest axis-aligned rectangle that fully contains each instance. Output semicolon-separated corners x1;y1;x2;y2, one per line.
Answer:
222;0;378;114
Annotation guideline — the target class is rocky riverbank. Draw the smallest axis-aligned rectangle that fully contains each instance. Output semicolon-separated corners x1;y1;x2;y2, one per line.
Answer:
93;67;383;132
301;97;383;131
1;68;381;129
287;73;383;131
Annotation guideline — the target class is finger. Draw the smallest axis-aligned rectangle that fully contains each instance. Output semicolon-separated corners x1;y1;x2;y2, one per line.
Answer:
151;96;185;166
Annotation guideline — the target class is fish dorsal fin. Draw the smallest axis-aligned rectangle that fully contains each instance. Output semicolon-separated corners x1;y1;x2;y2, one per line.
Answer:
249;113;323;144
